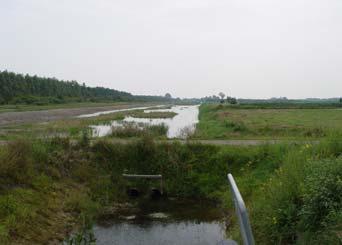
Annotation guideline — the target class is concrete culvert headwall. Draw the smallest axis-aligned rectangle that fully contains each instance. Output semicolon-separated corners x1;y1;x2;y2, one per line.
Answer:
123;174;163;198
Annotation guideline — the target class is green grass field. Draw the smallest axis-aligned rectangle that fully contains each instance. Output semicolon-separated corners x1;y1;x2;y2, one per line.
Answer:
194;104;342;139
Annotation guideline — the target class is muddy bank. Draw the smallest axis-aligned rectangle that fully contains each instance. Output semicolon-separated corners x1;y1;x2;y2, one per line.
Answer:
0;103;157;126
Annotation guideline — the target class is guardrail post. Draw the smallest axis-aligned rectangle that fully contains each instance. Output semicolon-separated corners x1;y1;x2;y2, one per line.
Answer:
227;173;255;245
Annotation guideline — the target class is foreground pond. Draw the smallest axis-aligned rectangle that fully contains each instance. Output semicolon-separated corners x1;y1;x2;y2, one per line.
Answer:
91;105;199;138
94;199;227;245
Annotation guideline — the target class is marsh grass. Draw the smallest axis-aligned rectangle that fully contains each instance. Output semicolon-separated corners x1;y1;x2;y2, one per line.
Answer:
0;140;34;186
110;123;168;138
178;125;196;138
128;111;177;118
145;105;173;110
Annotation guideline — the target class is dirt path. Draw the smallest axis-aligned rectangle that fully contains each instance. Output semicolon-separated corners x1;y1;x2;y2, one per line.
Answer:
0;103;156;126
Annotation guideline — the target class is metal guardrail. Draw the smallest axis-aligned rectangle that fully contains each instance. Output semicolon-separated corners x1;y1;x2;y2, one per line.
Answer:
227;173;255;245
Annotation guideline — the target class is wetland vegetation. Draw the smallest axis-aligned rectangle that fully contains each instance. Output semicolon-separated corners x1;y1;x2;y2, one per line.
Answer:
129;111;177;119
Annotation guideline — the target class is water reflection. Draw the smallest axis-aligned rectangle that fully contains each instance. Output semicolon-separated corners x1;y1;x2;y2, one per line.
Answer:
94;221;225;245
94;199;226;245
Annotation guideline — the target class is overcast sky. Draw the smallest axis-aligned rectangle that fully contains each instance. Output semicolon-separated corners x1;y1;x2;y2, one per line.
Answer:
1;0;341;99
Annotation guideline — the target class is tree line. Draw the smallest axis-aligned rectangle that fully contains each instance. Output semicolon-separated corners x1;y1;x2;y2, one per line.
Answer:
0;71;172;105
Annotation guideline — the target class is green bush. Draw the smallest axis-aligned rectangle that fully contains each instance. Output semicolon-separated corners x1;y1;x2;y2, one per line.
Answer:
251;142;342;244
297;158;342;243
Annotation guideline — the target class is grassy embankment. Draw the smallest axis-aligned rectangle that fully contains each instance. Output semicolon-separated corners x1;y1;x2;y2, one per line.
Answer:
0;135;341;244
194;104;342;140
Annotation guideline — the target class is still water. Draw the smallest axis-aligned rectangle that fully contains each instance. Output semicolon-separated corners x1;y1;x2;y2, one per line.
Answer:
91;105;199;138
94;221;225;245
94;199;227;245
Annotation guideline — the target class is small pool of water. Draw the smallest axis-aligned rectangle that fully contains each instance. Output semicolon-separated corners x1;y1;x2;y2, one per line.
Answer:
91;105;199;138
94;199;227;245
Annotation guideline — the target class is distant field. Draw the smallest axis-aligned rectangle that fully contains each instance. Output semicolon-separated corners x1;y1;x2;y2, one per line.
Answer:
193;104;342;139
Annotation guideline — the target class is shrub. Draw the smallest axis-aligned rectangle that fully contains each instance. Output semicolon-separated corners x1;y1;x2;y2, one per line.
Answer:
299;158;342;232
251;143;342;244
251;147;310;243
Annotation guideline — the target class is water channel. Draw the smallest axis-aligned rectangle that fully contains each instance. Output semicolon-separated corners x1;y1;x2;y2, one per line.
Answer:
90;105;199;138
94;198;227;245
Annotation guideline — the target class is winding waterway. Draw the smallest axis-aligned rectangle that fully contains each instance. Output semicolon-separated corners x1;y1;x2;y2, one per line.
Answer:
91;105;199;138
